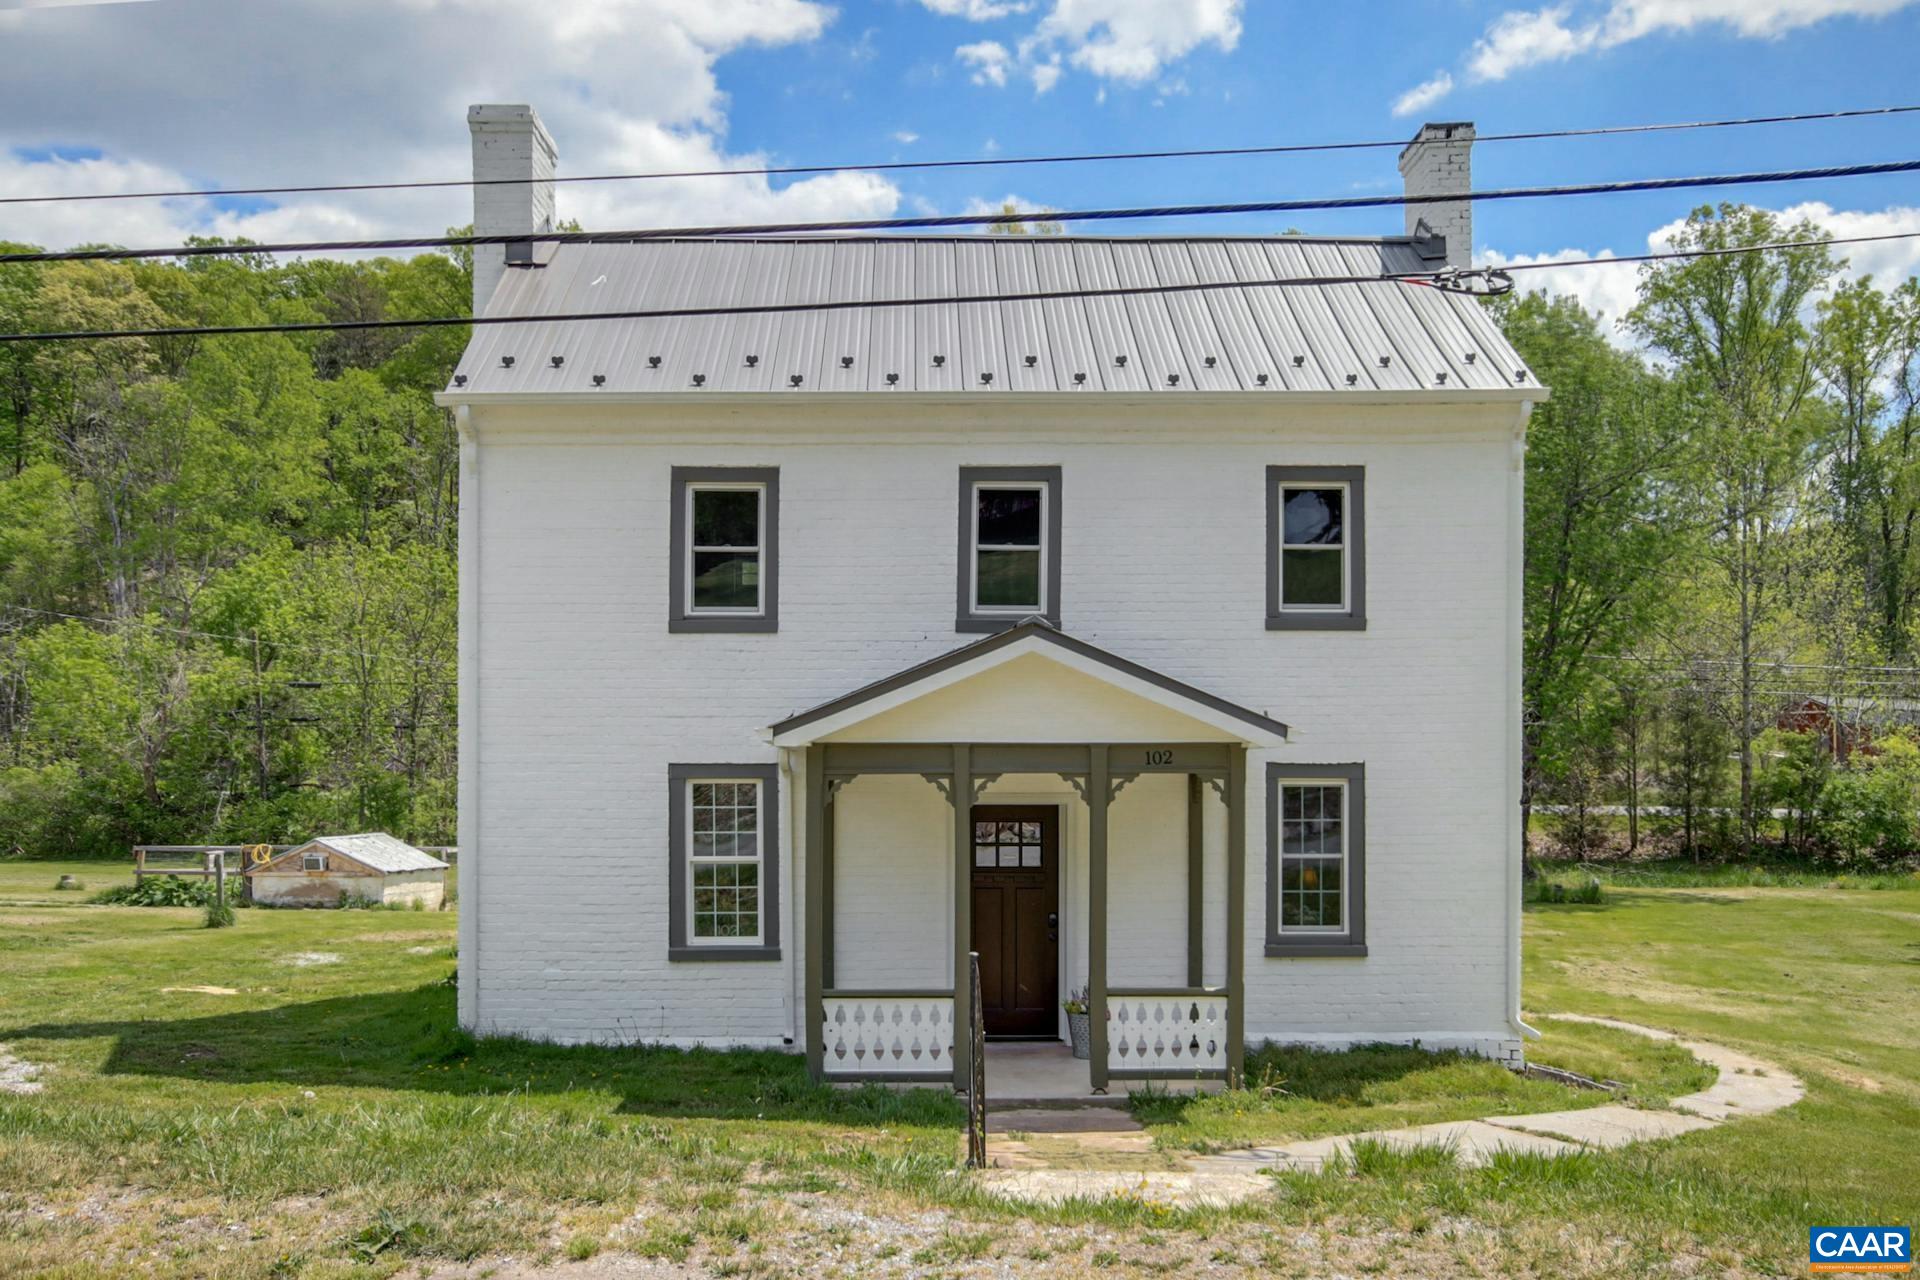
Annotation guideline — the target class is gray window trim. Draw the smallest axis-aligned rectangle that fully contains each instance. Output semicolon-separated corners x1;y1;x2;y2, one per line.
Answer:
1266;465;1366;631
668;762;781;961
1265;762;1367;958
669;466;779;633
957;465;1062;633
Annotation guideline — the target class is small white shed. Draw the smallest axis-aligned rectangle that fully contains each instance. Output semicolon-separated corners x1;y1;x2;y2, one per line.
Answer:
247;833;449;908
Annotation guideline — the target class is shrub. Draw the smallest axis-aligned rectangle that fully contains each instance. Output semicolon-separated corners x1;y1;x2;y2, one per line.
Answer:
203;898;236;928
93;875;242;908
1529;878;1605;905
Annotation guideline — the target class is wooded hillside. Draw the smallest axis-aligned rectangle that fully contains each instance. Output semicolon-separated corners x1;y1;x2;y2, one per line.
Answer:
2;202;1918;864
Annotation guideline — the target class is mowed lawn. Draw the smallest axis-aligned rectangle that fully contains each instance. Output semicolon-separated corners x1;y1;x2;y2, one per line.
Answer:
0;857;1915;1279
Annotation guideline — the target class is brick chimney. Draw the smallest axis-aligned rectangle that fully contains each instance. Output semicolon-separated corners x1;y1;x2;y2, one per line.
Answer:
467;104;557;316
1397;122;1474;272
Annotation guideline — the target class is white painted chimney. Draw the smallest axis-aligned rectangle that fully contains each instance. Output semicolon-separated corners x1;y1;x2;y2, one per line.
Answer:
467;104;558;316
1397;121;1474;272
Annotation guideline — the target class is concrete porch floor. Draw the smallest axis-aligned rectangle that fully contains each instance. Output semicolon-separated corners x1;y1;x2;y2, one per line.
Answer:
984;1041;1225;1107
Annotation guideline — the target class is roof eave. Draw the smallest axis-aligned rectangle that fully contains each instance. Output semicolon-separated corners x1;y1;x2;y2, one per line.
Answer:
435;387;1546;408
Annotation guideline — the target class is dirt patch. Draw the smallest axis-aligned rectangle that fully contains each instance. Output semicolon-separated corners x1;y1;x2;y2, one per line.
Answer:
158;985;240;996
284;951;343;967
0;1045;46;1094
357;930;447;944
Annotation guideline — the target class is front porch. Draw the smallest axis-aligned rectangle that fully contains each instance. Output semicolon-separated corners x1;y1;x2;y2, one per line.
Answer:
773;621;1290;1097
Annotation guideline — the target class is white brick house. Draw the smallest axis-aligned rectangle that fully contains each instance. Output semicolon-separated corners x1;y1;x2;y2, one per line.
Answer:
437;108;1543;1090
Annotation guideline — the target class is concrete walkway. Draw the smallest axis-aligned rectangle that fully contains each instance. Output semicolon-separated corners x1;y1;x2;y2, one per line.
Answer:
980;1017;1804;1208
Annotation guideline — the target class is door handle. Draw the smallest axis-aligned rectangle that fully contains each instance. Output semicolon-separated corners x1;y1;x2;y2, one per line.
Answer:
1047;913;1058;927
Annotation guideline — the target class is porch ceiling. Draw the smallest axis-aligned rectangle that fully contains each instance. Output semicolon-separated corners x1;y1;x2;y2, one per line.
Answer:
767;620;1288;748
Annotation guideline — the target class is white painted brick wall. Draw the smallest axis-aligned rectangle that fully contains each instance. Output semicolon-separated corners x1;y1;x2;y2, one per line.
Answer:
1399;123;1474;271
462;400;1521;1055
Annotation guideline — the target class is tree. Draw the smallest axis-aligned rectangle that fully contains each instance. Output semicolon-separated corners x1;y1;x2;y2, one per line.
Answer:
1630;204;1839;853
1498;291;1685;867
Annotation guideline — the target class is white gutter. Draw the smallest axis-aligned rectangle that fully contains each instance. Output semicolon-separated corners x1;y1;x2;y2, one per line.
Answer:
1507;400;1539;1042
455;404;482;1031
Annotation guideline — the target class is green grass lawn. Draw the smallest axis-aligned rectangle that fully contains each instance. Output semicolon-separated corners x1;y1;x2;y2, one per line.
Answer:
1;856;1916;1278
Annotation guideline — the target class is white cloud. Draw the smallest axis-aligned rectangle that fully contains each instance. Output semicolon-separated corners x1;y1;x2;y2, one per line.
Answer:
1392;70;1454;116
1035;0;1242;82
918;0;1030;18
956;39;1014;85
891;130;920;144
1465;0;1917;83
0;0;900;255
1484;200;1920;346
953;0;1241;91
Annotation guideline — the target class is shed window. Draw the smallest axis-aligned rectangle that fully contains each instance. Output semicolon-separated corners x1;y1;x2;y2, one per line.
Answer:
302;853;327;872
1266;763;1366;956
669;468;779;633
1267;466;1366;630
668;763;780;960
957;466;1062;631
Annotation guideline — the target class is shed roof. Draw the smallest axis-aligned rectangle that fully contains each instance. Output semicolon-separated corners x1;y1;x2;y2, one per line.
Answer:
293;833;447;874
442;236;1537;399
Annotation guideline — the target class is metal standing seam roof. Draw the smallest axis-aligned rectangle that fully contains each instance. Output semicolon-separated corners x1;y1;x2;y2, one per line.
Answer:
444;236;1539;398
291;832;448;874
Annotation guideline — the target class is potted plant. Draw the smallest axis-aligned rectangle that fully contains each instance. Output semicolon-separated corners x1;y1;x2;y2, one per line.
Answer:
1063;986;1091;1060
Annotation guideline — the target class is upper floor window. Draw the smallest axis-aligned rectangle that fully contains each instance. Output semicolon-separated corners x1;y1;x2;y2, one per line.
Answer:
1267;466;1365;630
670;467;779;633
958;466;1062;632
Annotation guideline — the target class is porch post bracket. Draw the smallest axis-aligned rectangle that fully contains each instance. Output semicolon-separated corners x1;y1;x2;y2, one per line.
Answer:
1055;773;1089;801
1204;775;1228;803
971;773;1001;803
1109;772;1139;802
825;776;851;803
920;774;953;803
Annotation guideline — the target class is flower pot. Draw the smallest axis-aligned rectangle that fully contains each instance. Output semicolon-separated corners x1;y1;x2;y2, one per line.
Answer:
1066;1011;1091;1060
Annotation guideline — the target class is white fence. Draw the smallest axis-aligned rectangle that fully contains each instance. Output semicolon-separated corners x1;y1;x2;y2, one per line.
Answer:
820;993;955;1077
1107;989;1229;1074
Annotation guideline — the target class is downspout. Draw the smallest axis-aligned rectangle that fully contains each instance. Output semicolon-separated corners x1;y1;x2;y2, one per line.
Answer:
1508;402;1539;1041
455;404;482;1031
778;744;799;1049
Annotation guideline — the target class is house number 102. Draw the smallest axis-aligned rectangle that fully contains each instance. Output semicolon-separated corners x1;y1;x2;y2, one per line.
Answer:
1142;749;1175;766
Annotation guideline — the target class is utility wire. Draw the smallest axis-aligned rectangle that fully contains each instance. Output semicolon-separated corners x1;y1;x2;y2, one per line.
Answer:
7;104;1918;207
4;158;1919;267
1;230;1915;345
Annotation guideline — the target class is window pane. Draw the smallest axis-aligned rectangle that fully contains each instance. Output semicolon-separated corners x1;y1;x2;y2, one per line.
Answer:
977;487;1042;546
692;552;761;609
1281;548;1343;607
692;488;759;547
975;845;996;867
1282;487;1343;545
1021;846;1041;868
999;847;1020;867
976;549;1041;608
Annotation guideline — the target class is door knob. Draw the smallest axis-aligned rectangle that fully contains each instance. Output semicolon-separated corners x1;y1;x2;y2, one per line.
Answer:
1047;913;1058;927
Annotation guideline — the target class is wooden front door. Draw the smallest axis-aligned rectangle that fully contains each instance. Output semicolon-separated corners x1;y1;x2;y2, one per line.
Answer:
970;805;1060;1038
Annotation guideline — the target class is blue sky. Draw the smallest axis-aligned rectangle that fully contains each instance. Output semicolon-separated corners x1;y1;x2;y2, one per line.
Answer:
3;0;1918;331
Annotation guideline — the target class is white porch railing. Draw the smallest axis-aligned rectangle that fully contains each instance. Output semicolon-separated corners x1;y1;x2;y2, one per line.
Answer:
820;992;955;1077
1107;989;1229;1074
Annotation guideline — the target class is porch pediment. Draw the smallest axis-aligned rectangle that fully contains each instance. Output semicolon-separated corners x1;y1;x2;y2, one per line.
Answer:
767;620;1288;747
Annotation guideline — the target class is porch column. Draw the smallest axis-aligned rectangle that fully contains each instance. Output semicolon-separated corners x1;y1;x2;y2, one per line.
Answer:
804;745;826;1080
1226;745;1247;1088
1187;773;1204;989
951;743;972;1091
1088;744;1110;1093
821;784;836;991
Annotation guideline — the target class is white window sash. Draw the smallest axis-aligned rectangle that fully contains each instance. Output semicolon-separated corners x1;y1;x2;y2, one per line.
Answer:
1277;481;1350;613
1275;779;1348;935
970;480;1049;615
685;778;765;946
685;483;765;618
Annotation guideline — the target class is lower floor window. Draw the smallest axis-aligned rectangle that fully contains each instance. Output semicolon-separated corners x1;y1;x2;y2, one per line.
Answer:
1267;762;1365;955
1278;783;1344;929
670;764;781;959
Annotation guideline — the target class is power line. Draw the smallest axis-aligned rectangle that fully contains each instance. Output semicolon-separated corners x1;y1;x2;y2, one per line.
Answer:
7;104;1918;207
4;158;1918;267
1;230;1914;345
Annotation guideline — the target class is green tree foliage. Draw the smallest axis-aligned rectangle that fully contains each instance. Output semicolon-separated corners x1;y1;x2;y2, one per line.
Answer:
0;243;465;856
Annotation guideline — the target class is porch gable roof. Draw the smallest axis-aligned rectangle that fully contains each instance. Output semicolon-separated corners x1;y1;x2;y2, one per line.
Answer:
766;619;1289;747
